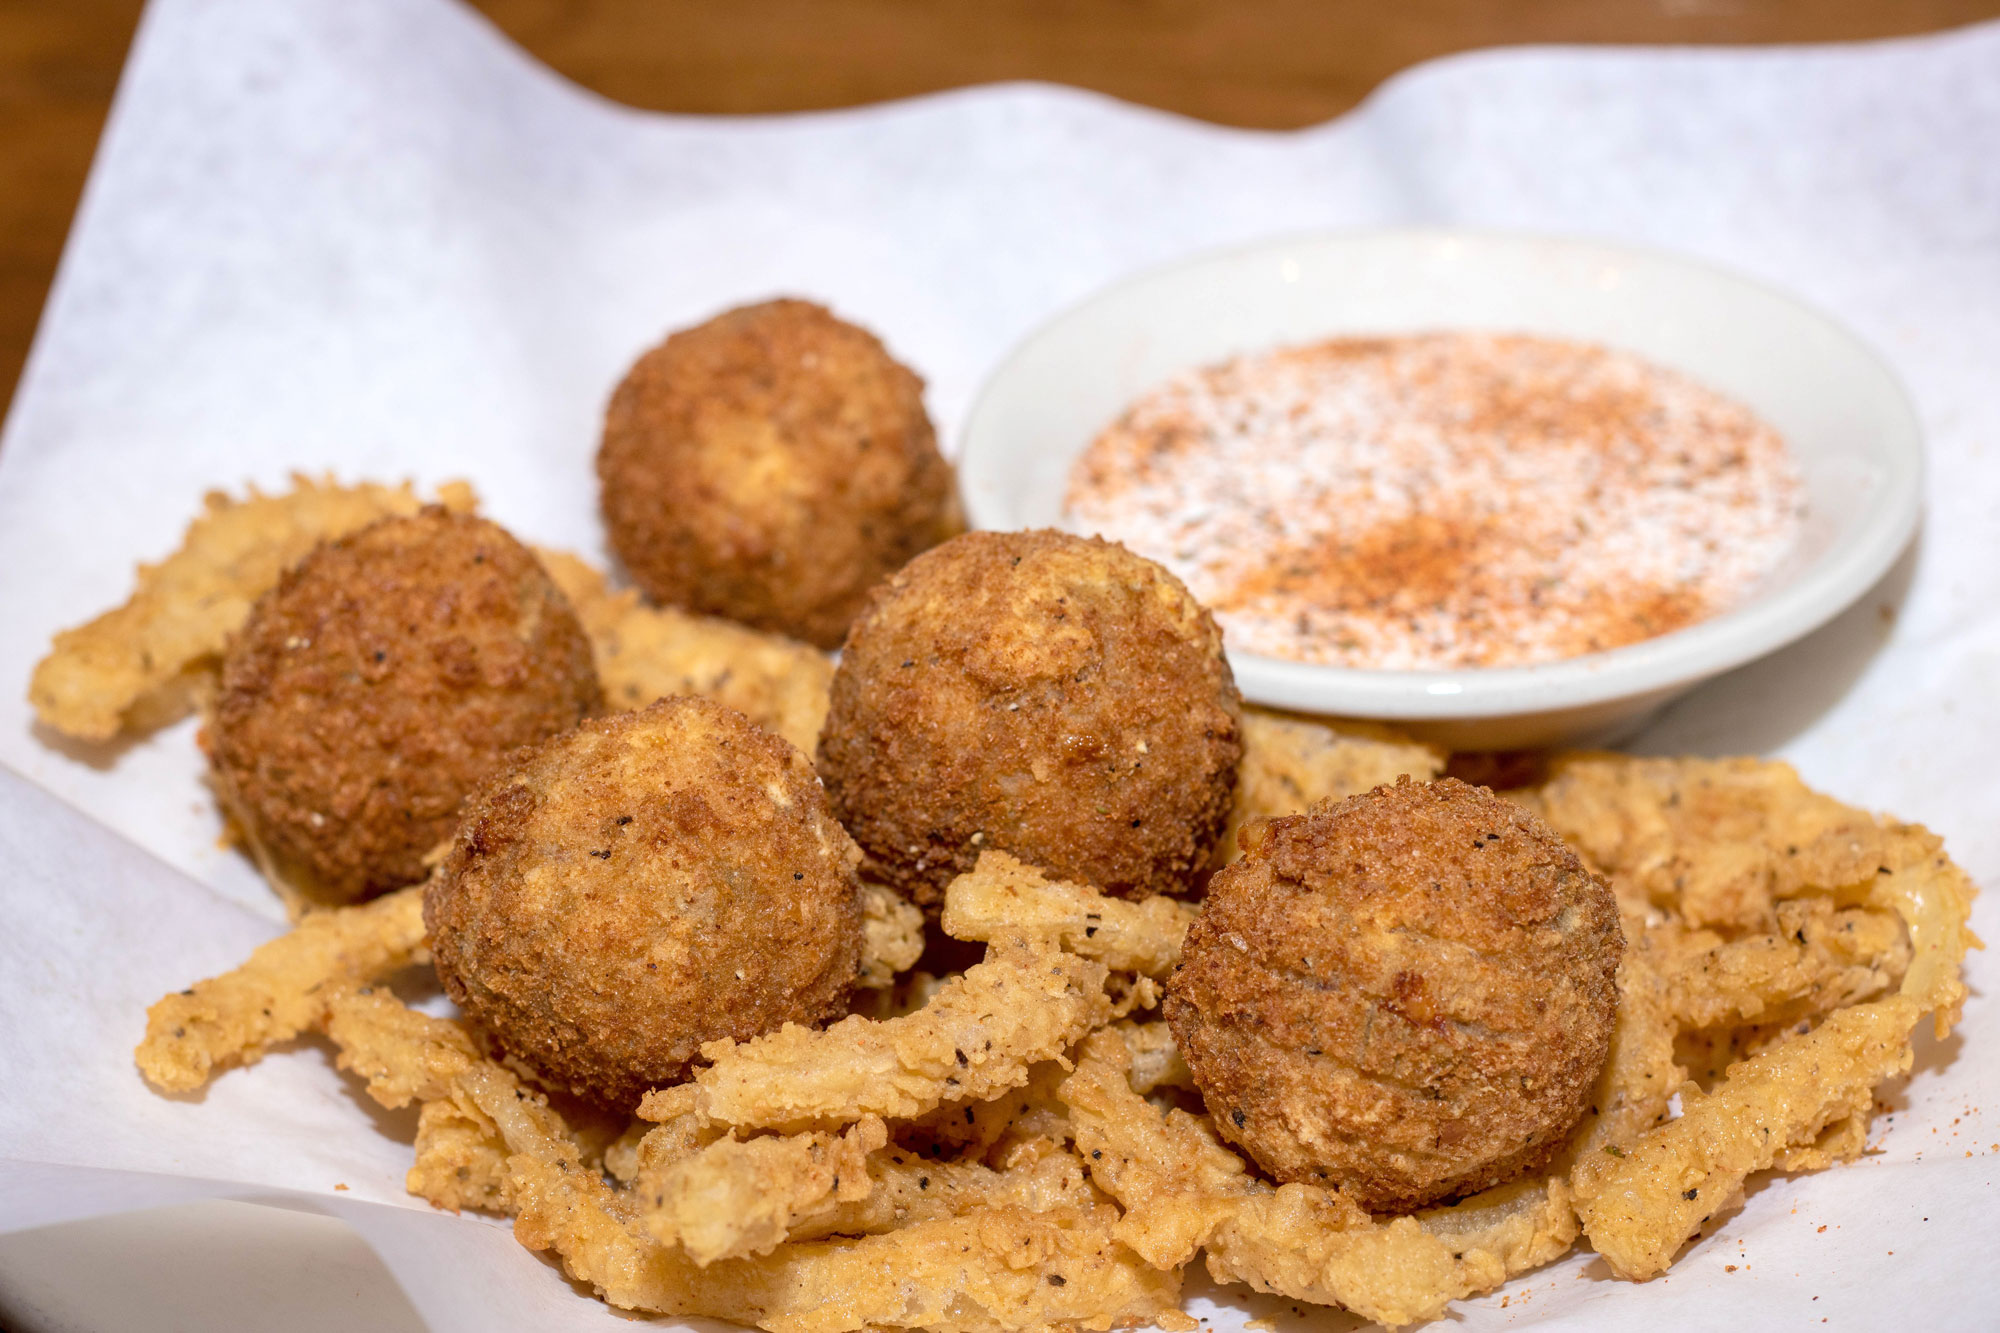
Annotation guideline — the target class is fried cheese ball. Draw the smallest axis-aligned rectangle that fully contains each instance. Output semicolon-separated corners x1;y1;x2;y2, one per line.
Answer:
207;508;600;905
598;298;963;649
425;696;865;1108
817;529;1242;908
1165;777;1622;1212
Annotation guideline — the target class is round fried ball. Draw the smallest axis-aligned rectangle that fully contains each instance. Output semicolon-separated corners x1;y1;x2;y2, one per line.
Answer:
598;298;963;648
816;529;1242;908
208;508;600;905
1165;777;1622;1212
425;696;864;1108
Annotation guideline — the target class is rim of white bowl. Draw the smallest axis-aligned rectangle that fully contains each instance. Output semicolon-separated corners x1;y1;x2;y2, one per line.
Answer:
959;225;1925;721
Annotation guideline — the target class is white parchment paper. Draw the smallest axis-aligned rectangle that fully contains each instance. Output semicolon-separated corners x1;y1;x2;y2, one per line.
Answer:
0;1;1994;1327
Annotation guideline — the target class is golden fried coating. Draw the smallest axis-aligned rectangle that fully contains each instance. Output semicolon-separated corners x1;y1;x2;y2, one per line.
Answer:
206;509;598;906
139;740;1977;1332
817;530;1242;907
939;850;1196;980
598;299;963;648
1166;778;1623;1212
136;883;429;1092
425;696;864;1108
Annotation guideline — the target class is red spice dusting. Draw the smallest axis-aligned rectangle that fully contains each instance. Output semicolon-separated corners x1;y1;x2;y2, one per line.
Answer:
1066;332;1803;669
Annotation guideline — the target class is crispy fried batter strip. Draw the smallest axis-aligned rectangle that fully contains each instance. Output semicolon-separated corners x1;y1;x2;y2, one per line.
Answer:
492;1059;1183;1333
409;1098;514;1213
321;981;483;1107
515;1141;1184;1333
939;852;1197;979
1117;1020;1193;1094
1204;1176;1578;1328
1662;900;1908;1029
636;1082;699;1124
902;1060;1075;1163
1560;946;1684;1162
540;550;834;753
643;1122;1105;1265
857;880;925;988
602;1119;654;1185
322;984;589;1219
724;1207;1182;1333
1414;1174;1578;1280
32;476;475;741
694;940;1116;1132
1223;711;1442;863
1062;1030;1571;1329
136;885;429;1091
1059;1033;1261;1270
1573;996;1917;1279
1529;754;1915;930
1864;822;1979;1033
786;1142;1103;1241
1571;801;1977;1280
644;1117;889;1264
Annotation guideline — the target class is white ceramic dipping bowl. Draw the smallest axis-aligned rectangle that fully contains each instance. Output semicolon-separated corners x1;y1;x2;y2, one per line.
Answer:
959;228;1923;751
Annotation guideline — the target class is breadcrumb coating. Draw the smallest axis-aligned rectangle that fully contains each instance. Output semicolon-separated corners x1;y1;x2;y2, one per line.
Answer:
426;696;864;1108
598;298;962;648
1167;777;1622;1211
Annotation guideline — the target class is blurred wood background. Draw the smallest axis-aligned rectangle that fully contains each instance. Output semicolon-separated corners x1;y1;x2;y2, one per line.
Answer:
3;0;1996;417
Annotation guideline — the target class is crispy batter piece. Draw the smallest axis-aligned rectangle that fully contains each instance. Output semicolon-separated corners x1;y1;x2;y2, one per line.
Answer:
32;476;475;742
939;851;1196;979
1659;899;1909;1030
540;549;834;752
858;880;926;989
641;1121;1106;1265
691;858;1152;1133
901;1060;1077;1164
321;981;485;1108
326;983;1180;1329
520;1150;1183;1333
1559;758;1978;1280
1117;1020;1193;1094
1559;946;1684;1163
1529;753;1901;929
409;1098;514;1213
1573;997;1918;1280
694;940;1117;1133
781;1141;1103;1240
134;747;1974;1331
1222;711;1443;862
323;984;580;1218
645;1117;889;1264
135;885;428;1091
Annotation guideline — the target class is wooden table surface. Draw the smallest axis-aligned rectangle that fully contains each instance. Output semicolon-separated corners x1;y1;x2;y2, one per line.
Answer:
3;0;1995;419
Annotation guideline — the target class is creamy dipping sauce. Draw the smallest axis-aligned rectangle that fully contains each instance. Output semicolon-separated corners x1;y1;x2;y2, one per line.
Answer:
1064;332;1804;671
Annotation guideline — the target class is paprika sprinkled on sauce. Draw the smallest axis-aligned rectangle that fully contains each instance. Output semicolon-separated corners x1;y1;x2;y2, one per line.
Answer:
1064;333;1804;669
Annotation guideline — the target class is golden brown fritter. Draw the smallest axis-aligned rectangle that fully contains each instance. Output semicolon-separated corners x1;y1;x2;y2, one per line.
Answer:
1165;777;1622;1212
425;696;865;1109
206;509;600;906
598;299;963;649
816;529;1242;908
